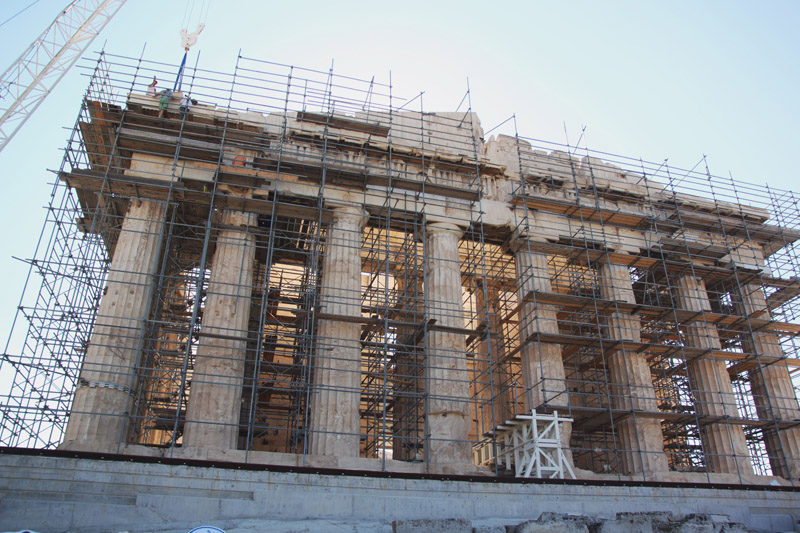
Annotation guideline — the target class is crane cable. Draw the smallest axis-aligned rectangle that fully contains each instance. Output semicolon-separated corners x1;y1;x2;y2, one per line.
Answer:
0;0;45;98
0;0;42;30
181;0;210;30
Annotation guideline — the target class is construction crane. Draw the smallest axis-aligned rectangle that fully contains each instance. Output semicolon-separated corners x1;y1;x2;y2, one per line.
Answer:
0;0;128;154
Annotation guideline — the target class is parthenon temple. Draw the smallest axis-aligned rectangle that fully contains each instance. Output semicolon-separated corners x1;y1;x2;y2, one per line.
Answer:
2;53;799;487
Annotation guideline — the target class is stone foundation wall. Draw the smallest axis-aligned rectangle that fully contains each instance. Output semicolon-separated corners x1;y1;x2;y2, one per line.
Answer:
1;452;797;532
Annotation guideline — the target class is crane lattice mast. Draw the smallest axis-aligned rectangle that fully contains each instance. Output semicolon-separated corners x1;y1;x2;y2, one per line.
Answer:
0;0;128;153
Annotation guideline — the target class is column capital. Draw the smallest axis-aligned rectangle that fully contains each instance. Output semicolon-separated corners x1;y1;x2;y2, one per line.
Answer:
506;229;555;254
593;250;636;269
217;183;254;199
507;238;536;255
676;273;704;284
425;221;464;240
328;203;369;228
220;209;257;229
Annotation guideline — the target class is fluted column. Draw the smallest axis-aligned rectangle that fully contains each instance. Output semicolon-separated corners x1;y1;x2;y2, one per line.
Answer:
473;286;511;435
514;248;573;463
62;199;165;451
736;281;800;480
675;275;752;475
515;249;568;411
182;209;257;450
391;275;424;461
598;261;668;475
308;205;368;457
424;222;471;465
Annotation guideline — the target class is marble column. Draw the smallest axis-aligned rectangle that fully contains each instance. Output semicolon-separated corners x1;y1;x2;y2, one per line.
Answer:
308;205;368;457
182;209;257;450
424;222;471;465
675;275;752;475
515;248;572;462
598;261;668;475
515;249;568;410
473;286;511;435
62;199;165;451
391;275;424;461
736;281;800;480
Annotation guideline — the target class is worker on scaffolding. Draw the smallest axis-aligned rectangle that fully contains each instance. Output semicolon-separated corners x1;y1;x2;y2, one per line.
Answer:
166;7;207;116
146;76;158;96
158;88;173;118
179;93;192;115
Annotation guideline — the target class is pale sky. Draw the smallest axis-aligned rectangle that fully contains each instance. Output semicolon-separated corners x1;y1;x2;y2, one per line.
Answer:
0;0;798;351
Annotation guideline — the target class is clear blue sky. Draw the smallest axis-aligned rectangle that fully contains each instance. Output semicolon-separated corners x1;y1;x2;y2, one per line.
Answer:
0;0;798;351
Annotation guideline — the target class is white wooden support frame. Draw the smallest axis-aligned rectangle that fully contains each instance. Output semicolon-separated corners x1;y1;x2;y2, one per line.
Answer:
490;409;575;479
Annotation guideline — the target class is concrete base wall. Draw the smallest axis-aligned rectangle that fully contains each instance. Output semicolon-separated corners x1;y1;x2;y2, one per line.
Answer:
1;450;798;533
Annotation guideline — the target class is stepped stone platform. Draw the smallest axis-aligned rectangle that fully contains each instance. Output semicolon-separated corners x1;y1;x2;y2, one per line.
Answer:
0;450;798;532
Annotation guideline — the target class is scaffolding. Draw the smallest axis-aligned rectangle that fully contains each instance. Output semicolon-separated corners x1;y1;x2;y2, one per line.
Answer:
1;51;799;484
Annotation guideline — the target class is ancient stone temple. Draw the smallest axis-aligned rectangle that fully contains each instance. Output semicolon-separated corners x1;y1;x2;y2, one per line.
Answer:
1;53;799;531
